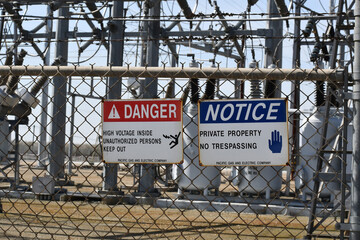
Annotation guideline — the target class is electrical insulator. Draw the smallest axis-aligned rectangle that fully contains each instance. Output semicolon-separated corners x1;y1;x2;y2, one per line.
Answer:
248;59;257;69
187;54;199;103
310;42;322;62
247;0;259;6
248;60;262;99
321;45;330;62
128;77;140;91
7;49;27;95
268;63;276;69
303;18;316;38
325;24;335;39
188;54;199;68
274;0;290;17
315;62;325;107
209;59;216;68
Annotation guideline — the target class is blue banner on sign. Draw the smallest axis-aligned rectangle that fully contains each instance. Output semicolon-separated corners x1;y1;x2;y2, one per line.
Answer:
199;99;287;124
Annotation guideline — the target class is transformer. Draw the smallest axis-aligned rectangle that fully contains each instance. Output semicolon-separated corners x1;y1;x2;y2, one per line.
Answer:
295;107;352;200
173;103;221;196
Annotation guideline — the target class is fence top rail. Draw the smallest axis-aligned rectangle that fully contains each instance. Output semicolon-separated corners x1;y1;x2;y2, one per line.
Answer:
0;66;345;82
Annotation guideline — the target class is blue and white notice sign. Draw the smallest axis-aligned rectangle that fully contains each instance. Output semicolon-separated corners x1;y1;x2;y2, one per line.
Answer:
198;99;289;166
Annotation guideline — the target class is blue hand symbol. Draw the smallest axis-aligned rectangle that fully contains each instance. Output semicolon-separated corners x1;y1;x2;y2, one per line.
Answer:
268;130;282;153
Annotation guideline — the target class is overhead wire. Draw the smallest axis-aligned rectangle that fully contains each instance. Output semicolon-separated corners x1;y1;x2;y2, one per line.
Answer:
70;1;109;16
0;1;350;69
70;4;109;65
15;11;339;22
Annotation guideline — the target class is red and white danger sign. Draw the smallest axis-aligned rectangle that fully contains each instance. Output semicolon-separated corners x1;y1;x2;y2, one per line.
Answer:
102;99;183;164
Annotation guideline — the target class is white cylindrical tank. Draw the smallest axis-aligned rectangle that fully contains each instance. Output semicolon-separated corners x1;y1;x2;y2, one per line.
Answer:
174;103;221;195
231;62;283;198
233;166;283;198
295;106;352;199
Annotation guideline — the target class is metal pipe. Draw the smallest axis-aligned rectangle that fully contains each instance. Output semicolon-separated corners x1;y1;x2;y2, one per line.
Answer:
273;0;290;17
86;2;104;25
67;91;75;176
0;66;344;82
165;19;180;32
30;20;47;33
341;69;350;239
13;123;19;189
350;1;360;239
176;0;194;19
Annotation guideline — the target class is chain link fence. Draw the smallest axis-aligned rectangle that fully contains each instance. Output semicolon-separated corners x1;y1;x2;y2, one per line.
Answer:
0;65;351;239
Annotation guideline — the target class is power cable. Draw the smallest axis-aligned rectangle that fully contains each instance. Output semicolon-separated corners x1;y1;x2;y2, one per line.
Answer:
247;5;255;61
70;2;109;17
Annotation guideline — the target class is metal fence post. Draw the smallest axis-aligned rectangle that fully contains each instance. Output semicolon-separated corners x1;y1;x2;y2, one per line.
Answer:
289;0;301;194
351;1;360;239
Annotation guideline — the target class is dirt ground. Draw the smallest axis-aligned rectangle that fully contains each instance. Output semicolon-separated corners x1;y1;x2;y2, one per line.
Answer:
0;160;341;239
0;198;340;240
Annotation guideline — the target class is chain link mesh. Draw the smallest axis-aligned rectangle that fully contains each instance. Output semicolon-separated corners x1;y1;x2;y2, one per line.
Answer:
0;65;350;239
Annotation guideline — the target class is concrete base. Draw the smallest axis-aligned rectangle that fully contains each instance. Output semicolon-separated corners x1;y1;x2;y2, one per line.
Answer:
0;189;340;217
132;189;161;198
98;190;124;196
154;198;336;217
56;179;75;187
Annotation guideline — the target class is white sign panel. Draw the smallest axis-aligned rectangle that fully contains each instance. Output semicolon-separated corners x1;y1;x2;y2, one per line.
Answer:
102;99;183;164
198;99;288;166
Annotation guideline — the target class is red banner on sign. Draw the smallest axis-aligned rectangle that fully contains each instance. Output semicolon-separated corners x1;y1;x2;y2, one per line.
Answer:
103;99;182;122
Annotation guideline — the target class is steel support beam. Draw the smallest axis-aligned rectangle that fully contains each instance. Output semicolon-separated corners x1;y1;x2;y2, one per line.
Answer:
102;0;125;192
38;5;52;168
264;0;283;98
48;6;69;180
138;0;160;195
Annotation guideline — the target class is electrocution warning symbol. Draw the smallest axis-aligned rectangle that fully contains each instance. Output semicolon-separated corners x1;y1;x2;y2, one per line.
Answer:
108;105;120;119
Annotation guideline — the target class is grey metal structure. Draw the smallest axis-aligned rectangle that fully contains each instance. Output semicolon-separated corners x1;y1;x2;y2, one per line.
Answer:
37;5;52;168
138;0;161;195
102;0;125;192
0;0;357;239
48;6;69;181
